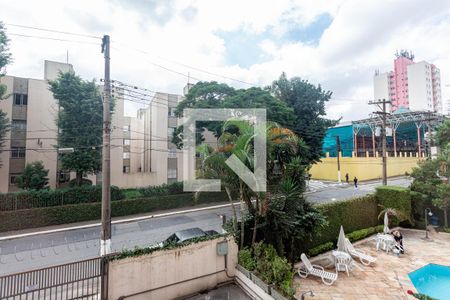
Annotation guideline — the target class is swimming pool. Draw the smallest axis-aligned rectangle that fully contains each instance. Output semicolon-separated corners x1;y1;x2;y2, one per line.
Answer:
409;264;450;300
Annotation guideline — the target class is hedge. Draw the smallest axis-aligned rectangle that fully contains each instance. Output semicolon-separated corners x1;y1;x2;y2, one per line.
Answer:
138;182;183;197
0;185;124;211
375;186;412;217
306;225;384;257
0;191;230;232
311;195;379;247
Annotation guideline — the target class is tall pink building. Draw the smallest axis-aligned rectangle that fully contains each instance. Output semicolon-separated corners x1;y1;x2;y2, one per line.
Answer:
374;50;443;114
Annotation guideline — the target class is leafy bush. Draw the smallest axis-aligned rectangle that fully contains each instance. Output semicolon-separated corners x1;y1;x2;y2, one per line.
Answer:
16;161;49;190
310;195;379;248
376;186;412;225
139;182;183;197
113;234;226;260
238;247;256;271
68;178;92;187
307;242;334;257
346;225;384;242
252;242;295;298
0;185;124;211
411;191;428;221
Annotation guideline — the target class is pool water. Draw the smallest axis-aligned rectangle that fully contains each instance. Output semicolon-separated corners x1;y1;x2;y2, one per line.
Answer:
409;264;450;300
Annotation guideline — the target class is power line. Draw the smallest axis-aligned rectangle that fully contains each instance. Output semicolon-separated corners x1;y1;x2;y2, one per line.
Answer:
110;43;256;86
7;33;100;45
5;23;101;39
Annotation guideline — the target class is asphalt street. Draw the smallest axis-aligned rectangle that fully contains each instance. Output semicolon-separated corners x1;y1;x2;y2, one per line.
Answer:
0;177;412;275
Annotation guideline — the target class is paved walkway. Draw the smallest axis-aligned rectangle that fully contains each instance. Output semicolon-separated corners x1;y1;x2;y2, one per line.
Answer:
295;229;450;300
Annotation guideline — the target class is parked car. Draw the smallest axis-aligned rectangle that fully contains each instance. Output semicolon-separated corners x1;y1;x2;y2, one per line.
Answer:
159;227;219;247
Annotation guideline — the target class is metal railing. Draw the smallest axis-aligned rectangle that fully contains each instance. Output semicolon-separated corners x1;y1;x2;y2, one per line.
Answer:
0;257;101;299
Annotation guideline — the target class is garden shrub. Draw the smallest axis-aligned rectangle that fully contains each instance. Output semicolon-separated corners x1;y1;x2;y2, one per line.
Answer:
0;185;124;211
252;242;295;298
346;225;384;242
138;181;183;197
375;186;412;219
306;242;333;257
238;247;256;271
310;195;379;248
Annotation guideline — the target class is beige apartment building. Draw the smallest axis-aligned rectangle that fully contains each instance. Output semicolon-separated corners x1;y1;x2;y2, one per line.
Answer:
0;60;189;193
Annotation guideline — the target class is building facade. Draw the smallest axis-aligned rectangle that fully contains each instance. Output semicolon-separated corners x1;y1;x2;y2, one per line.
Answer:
0;60;190;193
374;51;442;114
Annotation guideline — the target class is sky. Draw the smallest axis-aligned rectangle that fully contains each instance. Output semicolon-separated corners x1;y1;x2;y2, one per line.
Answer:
1;0;449;120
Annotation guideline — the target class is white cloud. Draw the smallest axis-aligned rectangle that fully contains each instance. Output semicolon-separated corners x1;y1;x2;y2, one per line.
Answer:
1;0;449;119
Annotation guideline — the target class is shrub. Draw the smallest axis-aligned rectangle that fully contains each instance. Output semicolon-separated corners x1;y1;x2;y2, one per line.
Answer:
411;191;428;221
252;242;295;298
307;242;334;257
138;182;183;197
0;185;124;211
238;248;256;271
346;225;384;242
16;161;49;190
310;195;379;248
68;178;92;187
376;186;412;225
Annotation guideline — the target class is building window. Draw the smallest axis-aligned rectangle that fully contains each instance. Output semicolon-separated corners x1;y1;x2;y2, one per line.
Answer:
123;139;131;146
123;125;130;132
11;120;27;131
168;127;175;137
168;148;177;158
14;94;28;106
11;147;25;158
168;107;176;117
123;152;130;159
10;174;19;185
123;166;130;173
168;168;177;179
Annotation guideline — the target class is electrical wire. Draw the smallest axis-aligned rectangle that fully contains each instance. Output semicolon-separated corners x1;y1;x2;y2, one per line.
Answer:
7;33;100;45
4;23;101;39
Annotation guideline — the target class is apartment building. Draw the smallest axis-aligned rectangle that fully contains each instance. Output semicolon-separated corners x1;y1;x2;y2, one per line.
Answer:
0;60;217;193
374;50;443;114
0;61;129;192
119;92;185;187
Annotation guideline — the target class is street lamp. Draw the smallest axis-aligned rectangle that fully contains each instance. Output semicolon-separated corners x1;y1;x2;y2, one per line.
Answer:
424;208;433;239
300;290;314;300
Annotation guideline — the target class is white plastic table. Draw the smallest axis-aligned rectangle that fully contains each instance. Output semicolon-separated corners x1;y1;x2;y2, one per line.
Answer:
332;250;353;276
375;234;396;252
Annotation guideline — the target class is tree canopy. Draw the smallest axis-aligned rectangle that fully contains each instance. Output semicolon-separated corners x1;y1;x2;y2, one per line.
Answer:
172;81;296;148
49;72;105;186
270;73;337;163
16;161;49;190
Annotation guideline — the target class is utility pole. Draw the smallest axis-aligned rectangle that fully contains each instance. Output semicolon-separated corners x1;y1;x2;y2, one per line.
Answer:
335;136;341;183
369;99;391;186
100;34;112;300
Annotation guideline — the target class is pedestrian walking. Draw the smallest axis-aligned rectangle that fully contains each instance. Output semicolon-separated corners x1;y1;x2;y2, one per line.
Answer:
345;173;349;184
353;176;358;188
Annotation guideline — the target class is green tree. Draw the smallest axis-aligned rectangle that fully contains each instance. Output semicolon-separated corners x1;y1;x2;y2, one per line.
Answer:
410;159;441;200
49;72;105;186
0;22;12;166
16;161;49;190
434;184;450;228
172;82;296;148
270;73;337;164
435;120;450;149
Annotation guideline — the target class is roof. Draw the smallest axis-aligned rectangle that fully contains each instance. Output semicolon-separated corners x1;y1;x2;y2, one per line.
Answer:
175;228;206;241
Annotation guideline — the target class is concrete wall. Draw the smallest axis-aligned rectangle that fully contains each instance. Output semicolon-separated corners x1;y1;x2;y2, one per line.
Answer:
310;154;422;181
108;237;238;300
408;61;433;112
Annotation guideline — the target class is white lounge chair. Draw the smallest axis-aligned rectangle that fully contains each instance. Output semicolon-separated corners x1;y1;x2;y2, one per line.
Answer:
298;253;338;285
345;238;376;266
